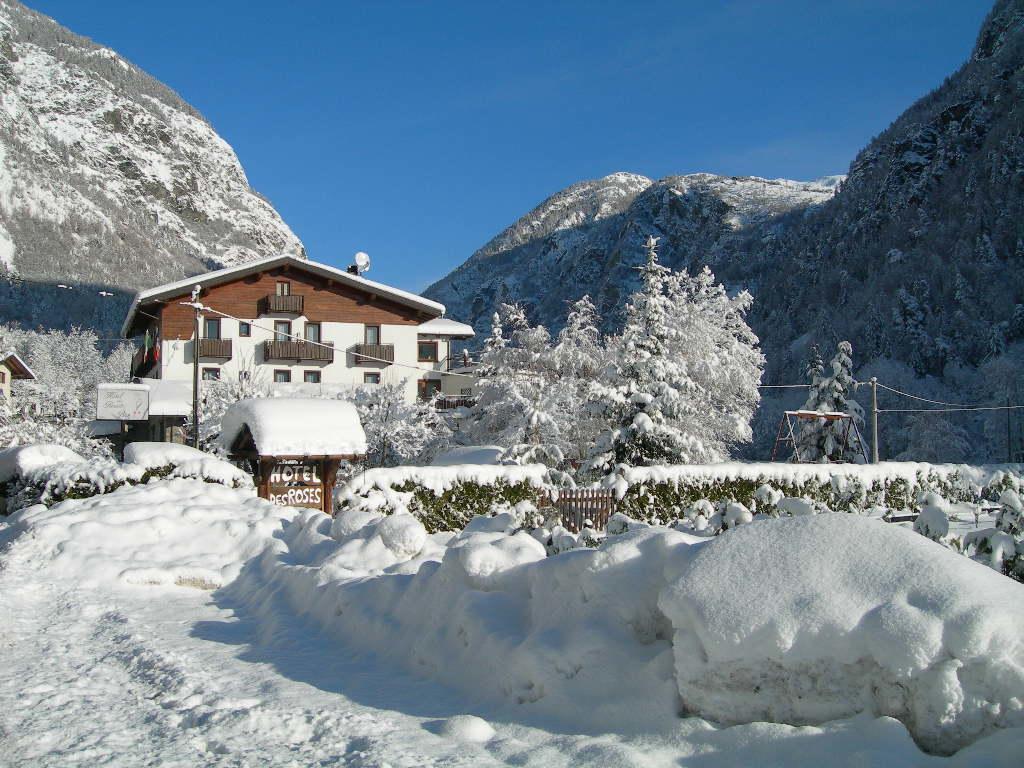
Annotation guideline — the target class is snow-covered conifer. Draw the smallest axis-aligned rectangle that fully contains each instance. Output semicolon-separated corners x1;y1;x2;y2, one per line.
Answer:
587;236;764;472
795;340;866;463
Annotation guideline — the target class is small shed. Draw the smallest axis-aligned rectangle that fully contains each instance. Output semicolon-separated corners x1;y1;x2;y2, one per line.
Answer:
0;351;35;401
219;398;366;514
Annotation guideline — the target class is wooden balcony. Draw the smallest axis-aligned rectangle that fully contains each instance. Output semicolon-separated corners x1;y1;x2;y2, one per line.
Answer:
352;343;394;365
259;294;304;315
263;339;334;362
197;338;232;359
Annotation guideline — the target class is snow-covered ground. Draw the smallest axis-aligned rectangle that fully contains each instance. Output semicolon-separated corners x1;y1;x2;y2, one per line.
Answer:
2;477;1022;766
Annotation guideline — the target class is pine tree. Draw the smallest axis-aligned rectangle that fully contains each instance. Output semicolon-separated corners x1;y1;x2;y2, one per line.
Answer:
795;340;866;463
587;236;764;472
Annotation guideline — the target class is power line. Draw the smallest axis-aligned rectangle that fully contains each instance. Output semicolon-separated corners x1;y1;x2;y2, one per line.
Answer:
873;382;987;409
878;405;1024;414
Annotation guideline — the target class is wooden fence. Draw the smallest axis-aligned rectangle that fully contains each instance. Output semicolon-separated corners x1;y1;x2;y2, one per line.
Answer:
542;488;617;533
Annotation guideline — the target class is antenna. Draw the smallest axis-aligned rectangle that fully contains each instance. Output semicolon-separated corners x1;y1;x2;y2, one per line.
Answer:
354;251;371;274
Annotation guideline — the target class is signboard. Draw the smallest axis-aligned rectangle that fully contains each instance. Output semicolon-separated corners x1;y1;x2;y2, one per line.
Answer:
267;459;324;509
97;383;150;421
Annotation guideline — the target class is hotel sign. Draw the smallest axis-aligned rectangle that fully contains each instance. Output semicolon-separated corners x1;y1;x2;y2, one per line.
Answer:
267;459;325;509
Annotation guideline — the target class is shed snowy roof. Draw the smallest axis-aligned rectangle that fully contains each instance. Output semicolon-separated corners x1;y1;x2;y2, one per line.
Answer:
0;351;35;380
219;398;367;457
416;318;475;338
121;254;446;337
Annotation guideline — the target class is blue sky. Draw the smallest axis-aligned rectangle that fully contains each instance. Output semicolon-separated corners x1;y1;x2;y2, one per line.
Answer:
31;0;993;292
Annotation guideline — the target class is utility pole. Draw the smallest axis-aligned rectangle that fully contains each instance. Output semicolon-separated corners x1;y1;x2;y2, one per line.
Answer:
870;377;879;464
1008;391;1013;464
191;285;202;449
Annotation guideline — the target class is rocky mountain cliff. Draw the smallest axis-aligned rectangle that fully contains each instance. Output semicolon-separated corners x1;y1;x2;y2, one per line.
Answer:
425;172;840;335
0;0;303;332
426;0;1024;462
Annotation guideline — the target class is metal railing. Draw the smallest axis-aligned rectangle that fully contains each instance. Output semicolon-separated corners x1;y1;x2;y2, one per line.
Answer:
263;339;334;362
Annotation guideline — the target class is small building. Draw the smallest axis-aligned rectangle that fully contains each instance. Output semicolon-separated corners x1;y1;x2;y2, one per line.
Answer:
219;398;367;514
0;351;35;402
120;254;476;411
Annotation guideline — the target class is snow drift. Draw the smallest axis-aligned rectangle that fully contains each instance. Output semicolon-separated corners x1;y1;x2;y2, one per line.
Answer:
237;508;1024;752
659;515;1024;754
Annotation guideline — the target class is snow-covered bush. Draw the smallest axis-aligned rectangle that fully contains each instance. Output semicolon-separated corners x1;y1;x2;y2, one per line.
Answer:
913;492;951;542
6;442;252;512
602;462;1020;524
962;488;1024;581
336;464;561;533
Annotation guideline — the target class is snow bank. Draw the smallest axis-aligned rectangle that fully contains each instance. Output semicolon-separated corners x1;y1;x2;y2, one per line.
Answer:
219;398;367;457
0;443;84;484
235;509;1024;753
123;441;252;488
431;445;506;466
659;515;1024;754
3;479;291;589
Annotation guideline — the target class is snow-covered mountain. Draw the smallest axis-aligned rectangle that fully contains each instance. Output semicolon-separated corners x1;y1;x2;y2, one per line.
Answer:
425;172;839;335
427;0;1024;462
0;0;303;331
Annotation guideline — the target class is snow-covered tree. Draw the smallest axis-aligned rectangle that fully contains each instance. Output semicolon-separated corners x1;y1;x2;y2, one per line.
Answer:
550;296;607;465
463;305;567;467
795;340;866;463
354;381;451;467
188;356;270;452
587;236;764;472
0;325;132;458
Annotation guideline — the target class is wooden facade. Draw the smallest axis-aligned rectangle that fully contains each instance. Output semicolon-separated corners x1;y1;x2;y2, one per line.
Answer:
147;266;431;341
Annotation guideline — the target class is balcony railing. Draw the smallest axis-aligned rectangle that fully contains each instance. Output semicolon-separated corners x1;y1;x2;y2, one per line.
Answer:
352;343;394;365
259;294;304;315
263;339;334;362
197;338;232;359
435;395;476;410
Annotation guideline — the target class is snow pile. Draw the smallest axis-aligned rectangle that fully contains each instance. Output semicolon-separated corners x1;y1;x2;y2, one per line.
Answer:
659;515;1024;754
3;479;290;589
431;445;506;466
124;441;252;488
219;398;367;457
0;443;84;484
237;506;1024;752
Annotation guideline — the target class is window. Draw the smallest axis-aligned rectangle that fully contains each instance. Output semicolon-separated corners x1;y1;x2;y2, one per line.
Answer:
0;371;6;384
238;371;251;382
238;321;251;337
204;318;221;339
202;367;220;381
418;340;438;362
304;370;322;384
304;322;321;343
417;378;441;400
363;372;381;385
460;387;473;396
276;281;291;296
274;369;291;383
364;325;380;345
274;320;291;342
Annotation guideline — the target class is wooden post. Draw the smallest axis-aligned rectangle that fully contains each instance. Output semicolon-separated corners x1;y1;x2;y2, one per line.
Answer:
191;285;202;448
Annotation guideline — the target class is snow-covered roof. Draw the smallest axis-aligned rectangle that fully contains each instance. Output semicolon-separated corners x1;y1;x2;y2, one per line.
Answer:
0;351;35;380
416;318;475;338
121;254;446;337
219;398;367;457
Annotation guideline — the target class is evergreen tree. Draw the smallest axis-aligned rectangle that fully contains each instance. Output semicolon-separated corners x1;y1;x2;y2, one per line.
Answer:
354;381;451;467
795;340;866;463
587;236;763;472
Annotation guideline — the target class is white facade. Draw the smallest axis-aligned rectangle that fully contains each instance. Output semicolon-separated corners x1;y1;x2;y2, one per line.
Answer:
160;315;465;404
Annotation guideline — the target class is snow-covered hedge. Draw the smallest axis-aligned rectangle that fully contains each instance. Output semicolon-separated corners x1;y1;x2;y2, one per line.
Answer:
4;442;252;512
336;464;563;533
602;462;1022;522
235;507;1024;755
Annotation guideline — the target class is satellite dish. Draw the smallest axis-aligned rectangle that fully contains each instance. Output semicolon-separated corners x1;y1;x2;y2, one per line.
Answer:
354;251;371;273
